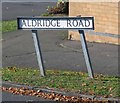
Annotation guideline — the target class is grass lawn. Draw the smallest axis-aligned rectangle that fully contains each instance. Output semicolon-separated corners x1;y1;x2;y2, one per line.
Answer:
2;67;120;98
1;20;17;33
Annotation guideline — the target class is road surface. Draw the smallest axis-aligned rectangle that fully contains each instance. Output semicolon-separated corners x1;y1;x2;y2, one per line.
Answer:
2;30;118;76
2;91;53;102
2;2;56;20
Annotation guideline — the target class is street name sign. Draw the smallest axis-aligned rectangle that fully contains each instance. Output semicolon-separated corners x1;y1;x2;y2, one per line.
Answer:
17;16;94;78
17;17;94;30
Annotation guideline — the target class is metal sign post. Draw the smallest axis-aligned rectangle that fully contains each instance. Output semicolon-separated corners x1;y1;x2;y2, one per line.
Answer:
17;17;94;78
32;30;45;76
78;30;94;78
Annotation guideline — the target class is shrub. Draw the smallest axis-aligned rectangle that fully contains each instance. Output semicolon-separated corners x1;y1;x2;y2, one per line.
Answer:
47;1;68;14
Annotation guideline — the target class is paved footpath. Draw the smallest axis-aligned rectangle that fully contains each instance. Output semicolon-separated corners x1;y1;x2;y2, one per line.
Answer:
2;30;119;76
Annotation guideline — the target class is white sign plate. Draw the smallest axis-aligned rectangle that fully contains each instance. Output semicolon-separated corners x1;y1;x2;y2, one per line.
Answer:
17;17;94;30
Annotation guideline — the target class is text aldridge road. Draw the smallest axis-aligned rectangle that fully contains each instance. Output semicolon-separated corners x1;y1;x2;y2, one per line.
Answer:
18;17;94;30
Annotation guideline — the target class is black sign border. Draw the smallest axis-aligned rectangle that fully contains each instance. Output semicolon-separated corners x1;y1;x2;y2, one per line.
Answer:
17;17;94;30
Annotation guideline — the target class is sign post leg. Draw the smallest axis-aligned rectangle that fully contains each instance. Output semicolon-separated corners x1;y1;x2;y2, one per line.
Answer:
32;30;45;76
78;30;94;78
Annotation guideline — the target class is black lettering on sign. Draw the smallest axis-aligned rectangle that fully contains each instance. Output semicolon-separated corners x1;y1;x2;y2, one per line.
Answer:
57;20;60;27
43;20;46;27
37;20;42;27
21;20;27;27
50;20;61;27
51;20;55;27
27;20;31;27
73;20;78;27
32;20;37;27
67;19;72;27
78;20;84;27
85;19;90;27
46;20;50;27
19;18;93;29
